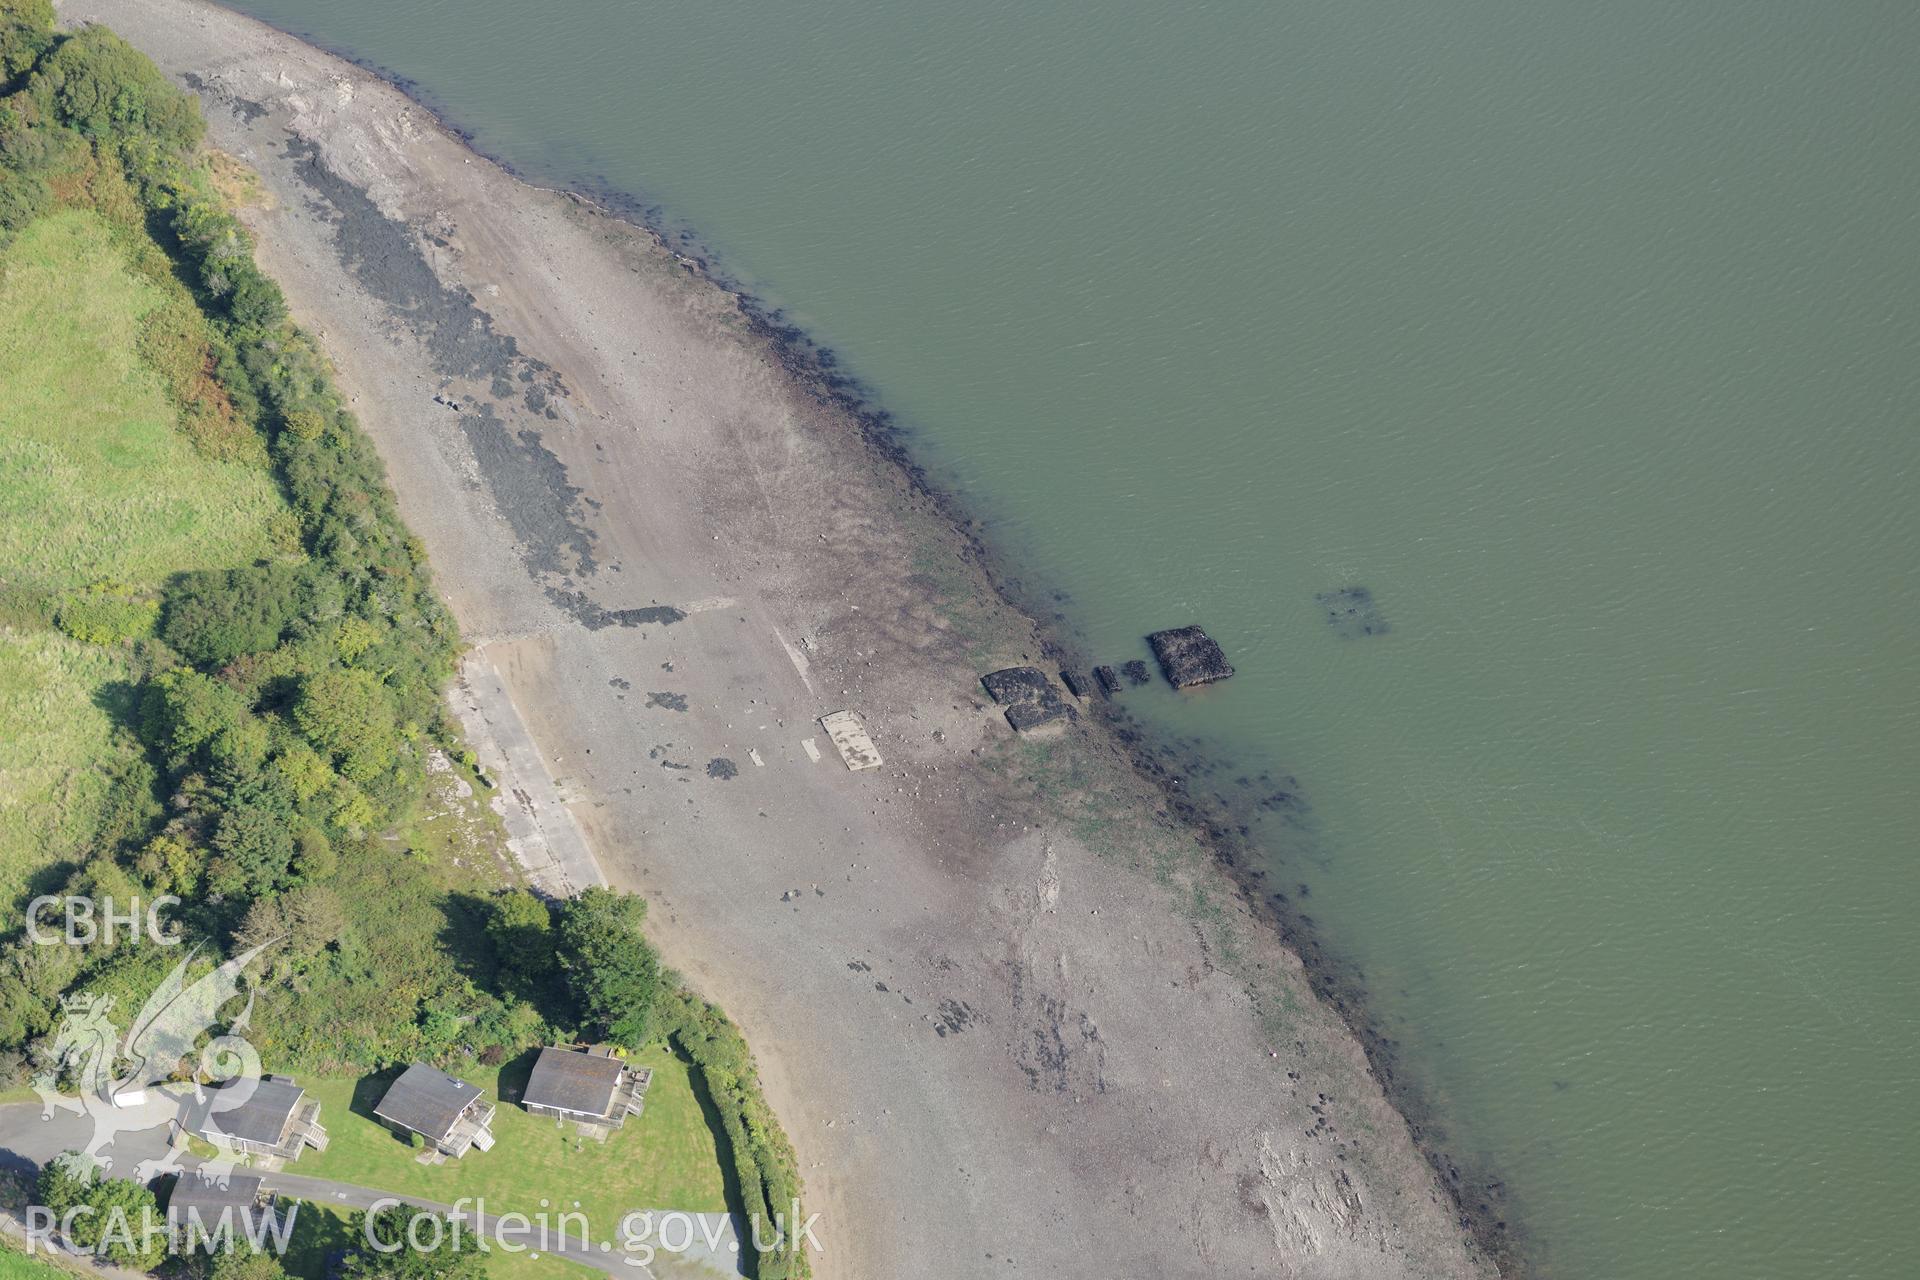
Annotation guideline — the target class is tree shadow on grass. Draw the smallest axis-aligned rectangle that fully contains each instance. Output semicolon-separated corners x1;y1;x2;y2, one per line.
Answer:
491;1046;538;1107
279;1194;360;1280
674;1040;758;1280
436;891;501;989
345;1069;418;1152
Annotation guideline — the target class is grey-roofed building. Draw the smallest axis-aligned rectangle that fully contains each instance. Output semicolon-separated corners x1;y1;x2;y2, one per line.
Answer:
167;1170;279;1245
372;1064;496;1156
522;1046;651;1127
185;1075;328;1161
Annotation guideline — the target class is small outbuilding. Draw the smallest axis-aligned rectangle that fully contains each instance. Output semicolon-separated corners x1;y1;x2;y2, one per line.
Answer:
522;1045;652;1128
372;1064;496;1157
184;1075;328;1161
1146;626;1235;689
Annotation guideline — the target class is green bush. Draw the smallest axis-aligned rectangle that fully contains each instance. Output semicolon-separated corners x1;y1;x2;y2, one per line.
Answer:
0;10;52;97
53;582;158;644
206;779;298;896
486;888;554;995
142;667;251;765
160;562;310;666
0;1;55;30
0;161;45;243
292;666;398;780
27;24;201;153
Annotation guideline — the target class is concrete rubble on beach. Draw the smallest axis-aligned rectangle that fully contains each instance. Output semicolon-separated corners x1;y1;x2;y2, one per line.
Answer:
818;710;884;770
980;665;1077;732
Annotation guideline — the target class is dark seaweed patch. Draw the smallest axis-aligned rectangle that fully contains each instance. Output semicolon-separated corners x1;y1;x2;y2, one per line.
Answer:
1316;585;1389;639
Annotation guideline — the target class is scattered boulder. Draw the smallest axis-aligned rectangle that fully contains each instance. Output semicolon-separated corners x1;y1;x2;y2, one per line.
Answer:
1316;586;1388;639
1146;626;1234;689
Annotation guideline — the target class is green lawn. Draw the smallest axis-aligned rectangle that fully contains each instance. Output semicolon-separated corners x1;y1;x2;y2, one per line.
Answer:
0;1239;79;1280
0;209;286;591
0;628;135;907
293;1045;729;1235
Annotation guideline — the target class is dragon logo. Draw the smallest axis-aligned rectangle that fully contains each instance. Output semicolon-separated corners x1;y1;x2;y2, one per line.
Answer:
31;939;277;1181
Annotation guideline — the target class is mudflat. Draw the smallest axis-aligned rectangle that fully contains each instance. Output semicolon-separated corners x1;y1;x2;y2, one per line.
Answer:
68;2;1492;1275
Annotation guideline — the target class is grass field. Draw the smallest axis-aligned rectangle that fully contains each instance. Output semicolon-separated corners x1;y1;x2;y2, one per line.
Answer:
294;1046;730;1233
0;1238;79;1280
0;210;286;590
0;207;291;898
0;629;135;907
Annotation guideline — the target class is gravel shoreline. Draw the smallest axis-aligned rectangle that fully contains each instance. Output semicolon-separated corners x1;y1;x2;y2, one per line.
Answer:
63;2;1502;1275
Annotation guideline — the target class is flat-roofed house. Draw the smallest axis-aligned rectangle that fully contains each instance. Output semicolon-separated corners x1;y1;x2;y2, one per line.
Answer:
521;1045;651;1128
185;1075;328;1161
168;1170;280;1245
372;1064;496;1157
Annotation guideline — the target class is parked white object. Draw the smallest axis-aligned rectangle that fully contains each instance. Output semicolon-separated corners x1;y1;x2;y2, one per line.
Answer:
818;711;882;771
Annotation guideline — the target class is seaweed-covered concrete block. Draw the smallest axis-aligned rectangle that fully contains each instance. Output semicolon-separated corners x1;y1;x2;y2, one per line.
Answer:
981;666;1055;705
1005;695;1076;732
1121;659;1153;687
1146;626;1234;689
981;666;1077;731
1094;665;1123;696
1059;669;1092;700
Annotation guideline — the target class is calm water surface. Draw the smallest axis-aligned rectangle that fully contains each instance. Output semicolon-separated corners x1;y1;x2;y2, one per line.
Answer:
223;1;1920;1274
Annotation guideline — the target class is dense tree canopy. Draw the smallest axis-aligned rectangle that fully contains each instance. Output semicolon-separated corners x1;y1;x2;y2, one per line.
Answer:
342;1205;486;1280
557;887;663;1048
160;562;311;667
37;1152;167;1270
28;24;201;152
486;888;555;998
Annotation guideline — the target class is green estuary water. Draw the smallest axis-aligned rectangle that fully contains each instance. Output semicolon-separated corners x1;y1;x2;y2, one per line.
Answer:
220;1;1919;1274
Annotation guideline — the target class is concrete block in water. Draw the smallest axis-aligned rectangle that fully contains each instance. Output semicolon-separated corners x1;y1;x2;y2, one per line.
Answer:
1121;659;1153;687
1094;665;1123;696
1146;626;1235;689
